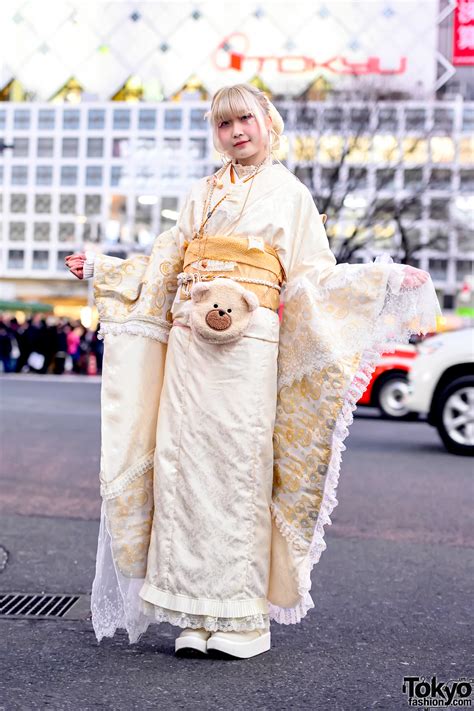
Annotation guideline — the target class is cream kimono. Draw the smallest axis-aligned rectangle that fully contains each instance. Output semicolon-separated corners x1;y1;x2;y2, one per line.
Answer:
90;160;441;643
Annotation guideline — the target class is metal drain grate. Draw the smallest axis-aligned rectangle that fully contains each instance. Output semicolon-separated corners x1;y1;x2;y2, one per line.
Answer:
0;592;90;619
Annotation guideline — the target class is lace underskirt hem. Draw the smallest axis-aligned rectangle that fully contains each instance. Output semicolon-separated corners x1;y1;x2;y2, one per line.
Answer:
140;599;270;632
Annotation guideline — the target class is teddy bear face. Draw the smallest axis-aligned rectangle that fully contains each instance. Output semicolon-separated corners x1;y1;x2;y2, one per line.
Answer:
190;278;259;344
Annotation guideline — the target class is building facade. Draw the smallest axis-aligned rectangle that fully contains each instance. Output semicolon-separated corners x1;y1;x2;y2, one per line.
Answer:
0;98;473;311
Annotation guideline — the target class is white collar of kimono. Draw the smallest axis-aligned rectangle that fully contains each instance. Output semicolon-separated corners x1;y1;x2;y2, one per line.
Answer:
230;154;273;181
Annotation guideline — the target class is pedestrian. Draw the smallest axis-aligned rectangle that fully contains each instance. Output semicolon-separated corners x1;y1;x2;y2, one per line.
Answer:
66;323;82;374
65;83;441;658
0;320;13;373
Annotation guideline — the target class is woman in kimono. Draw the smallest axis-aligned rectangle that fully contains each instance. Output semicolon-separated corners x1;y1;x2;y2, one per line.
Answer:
65;83;441;659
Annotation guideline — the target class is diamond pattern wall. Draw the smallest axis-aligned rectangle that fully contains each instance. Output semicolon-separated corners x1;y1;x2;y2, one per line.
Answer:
1;1;439;100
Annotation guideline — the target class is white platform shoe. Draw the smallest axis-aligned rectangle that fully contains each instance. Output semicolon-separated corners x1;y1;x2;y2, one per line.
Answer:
175;627;211;655
206;629;271;659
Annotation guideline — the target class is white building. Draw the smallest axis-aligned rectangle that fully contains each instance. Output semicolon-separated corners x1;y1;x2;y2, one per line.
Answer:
0;0;473;314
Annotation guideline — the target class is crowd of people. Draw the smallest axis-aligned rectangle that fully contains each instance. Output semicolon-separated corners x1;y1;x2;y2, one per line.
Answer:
0;314;103;375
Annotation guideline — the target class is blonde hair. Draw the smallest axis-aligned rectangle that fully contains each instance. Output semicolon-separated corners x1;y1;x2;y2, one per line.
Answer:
207;83;284;158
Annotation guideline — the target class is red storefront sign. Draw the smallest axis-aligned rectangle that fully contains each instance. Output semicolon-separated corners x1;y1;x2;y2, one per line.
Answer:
453;0;474;66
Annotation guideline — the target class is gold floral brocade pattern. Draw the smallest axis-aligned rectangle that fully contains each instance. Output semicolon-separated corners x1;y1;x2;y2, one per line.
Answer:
273;359;360;549
93;227;183;335
105;471;154;579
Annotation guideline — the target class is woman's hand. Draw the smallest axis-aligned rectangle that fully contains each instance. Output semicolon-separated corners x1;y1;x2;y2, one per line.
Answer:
400;265;429;289
65;252;86;280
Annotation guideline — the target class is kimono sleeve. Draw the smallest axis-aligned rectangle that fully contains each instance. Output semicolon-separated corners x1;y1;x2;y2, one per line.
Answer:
268;184;442;625
93;192;193;342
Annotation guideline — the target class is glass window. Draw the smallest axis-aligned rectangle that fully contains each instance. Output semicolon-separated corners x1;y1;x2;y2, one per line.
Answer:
294;165;314;189
462;108;474;134
11;166;28;185
433;109;453;134
135;198;153;225
346;136;371;163
60;166;78;186
374;199;396;220
59;194;77;214
37;137;54;157
13;110;30;130
429;199;450;220
112;138;130;158
348;167;368;189
376;168;395;190
402;138;428;163
85;195;101;215
377;107;398;132
32;250;49;270
136;138;156;157
8;222;26;241
322;107;343;131
138;109;156;130
164;108;182;130
87;138;104;158
33;222;51;242
160;196;179;231
88;109;105;130
57;250;71;271
430;137;455;163
0;110;5;130
62;138;79;158
113;109;130;130
428;227;448;251
111;166;128;187
404;168;424;188
189;137;207;159
459;137;474;164
86;166;103;187
429;169;452;190
190;109;207;130
13;138;29;157
405;198;423;221
372;135;398;163
294;106;318;131
58;222;76;242
405;109;426;131
460;169;474;193
320;166;338;190
294;135;317;161
428;258;447;280
456;260;474;282
163;137;181;158
10;194;27;213
35;195;52;213
38;109;55;130
8;249;24;268
350;107;371;132
319;136;344;163
63;109;80;130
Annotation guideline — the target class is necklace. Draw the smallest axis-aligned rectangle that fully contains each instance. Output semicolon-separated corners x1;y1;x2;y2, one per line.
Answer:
195;156;268;241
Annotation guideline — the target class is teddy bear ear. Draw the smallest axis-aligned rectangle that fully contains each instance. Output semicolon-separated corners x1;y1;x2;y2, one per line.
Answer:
191;282;210;302
241;289;259;312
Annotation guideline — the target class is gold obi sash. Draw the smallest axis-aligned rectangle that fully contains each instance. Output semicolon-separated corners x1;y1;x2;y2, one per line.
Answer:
180;235;285;311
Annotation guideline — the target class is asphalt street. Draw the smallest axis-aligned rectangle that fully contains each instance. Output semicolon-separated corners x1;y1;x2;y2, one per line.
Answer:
0;375;472;711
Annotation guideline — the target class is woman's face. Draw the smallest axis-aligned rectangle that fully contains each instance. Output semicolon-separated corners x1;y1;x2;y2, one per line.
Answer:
216;111;269;165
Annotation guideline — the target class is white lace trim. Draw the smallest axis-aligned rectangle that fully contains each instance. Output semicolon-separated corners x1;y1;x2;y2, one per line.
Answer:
98;318;170;343
139;600;270;633
278;260;441;389
230;156;273;179
100;449;155;500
